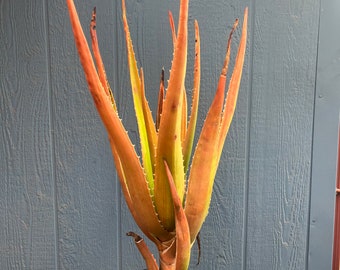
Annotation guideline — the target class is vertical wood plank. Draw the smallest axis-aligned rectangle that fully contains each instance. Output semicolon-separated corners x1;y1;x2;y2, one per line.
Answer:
332;126;340;270
1;0;331;269
0;1;56;269
246;0;320;269
47;1;120;269
2;0;334;269
309;0;340;269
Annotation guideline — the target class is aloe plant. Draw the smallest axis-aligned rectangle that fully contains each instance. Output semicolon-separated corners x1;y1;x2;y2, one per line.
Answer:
66;0;247;269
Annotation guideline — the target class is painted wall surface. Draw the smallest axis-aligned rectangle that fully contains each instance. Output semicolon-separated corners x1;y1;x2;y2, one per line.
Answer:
0;0;339;269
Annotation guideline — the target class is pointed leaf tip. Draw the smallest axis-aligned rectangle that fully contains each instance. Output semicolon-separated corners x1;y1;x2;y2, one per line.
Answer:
185;9;248;243
163;160;191;270
154;0;189;231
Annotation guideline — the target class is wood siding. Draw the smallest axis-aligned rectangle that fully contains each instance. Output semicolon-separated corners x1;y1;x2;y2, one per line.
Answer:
0;0;339;269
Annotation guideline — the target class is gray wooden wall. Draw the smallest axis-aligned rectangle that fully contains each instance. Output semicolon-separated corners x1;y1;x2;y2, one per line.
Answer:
1;0;340;269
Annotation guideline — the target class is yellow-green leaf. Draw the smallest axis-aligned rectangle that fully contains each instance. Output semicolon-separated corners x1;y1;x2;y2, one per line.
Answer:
183;20;201;173
122;0;155;191
154;0;189;231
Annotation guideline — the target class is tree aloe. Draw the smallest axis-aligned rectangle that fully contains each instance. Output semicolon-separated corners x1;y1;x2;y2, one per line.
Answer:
66;0;247;268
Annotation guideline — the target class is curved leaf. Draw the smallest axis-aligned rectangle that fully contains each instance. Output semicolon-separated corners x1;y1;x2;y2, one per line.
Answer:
156;68;165;131
164;160;190;270
66;0;171;242
183;20;201;173
89;7;116;110
122;0;156;191
127;232;159;270
154;0;189;231
218;8;248;152
185;12;247;242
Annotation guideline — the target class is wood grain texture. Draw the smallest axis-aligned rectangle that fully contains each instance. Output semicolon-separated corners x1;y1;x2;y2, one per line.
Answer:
246;0;320;269
1;0;336;269
46;1;120;269
0;1;56;269
309;0;340;269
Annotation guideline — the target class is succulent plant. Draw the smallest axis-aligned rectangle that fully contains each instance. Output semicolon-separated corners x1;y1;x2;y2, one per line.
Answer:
66;0;247;268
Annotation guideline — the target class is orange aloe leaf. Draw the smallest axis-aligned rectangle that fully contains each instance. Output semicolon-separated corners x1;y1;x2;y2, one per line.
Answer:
122;0;155;189
169;10;187;153
90;4;157;238
108;137;157;242
198;11;248;220
154;0;189;231
168;11;177;47
66;0;171;242
156;68;165;131
169;10;187;147
218;8;248;153
181;87;187;145
189;10;247;223
109;137;173;243
169;9;187;148
184;15;245;243
163;160;190;270
184;71;226;243
183;20;200;173
127;232;159;270
108;138;135;219
89;7;117;111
